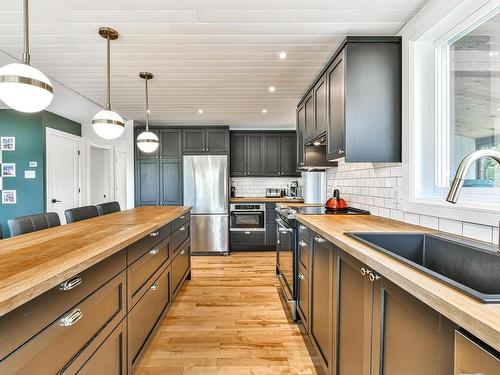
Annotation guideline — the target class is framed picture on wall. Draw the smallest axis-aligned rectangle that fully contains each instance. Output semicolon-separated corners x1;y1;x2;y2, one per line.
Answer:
1;163;15;177
1;137;15;151
2;190;16;204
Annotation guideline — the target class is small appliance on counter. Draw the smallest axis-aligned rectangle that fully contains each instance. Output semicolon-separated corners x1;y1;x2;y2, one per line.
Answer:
266;188;282;198
231;186;236;198
289;180;299;197
325;189;348;211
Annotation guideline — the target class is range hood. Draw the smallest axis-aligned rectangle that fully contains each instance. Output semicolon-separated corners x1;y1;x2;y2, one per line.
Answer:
300;134;338;170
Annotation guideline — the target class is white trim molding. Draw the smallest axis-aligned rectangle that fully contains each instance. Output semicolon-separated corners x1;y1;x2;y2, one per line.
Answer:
400;0;500;227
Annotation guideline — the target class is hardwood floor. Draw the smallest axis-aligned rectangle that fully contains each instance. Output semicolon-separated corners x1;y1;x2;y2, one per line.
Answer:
136;252;322;375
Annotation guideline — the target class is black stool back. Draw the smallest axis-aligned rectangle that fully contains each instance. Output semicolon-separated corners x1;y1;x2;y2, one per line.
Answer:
65;206;99;224
8;212;61;237
96;201;121;216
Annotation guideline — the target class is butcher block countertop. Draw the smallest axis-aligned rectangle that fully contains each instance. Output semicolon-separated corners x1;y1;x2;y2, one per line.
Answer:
297;214;500;352
230;197;304;203
0;206;191;317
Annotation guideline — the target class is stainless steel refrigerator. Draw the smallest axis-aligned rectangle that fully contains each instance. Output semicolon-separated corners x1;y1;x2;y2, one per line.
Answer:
183;155;229;255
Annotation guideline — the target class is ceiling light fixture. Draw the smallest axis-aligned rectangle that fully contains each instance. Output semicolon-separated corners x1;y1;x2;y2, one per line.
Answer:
92;27;125;140
0;0;53;113
268;86;276;92
198;109;204;114
136;72;159;153
262;109;268;114
279;51;287;60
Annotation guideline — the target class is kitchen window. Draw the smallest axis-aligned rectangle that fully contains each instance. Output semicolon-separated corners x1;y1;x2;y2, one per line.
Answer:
403;1;500;226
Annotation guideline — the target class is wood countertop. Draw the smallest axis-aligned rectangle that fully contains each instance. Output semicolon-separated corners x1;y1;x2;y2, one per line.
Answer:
297;214;500;352
0;206;191;317
230;197;304;203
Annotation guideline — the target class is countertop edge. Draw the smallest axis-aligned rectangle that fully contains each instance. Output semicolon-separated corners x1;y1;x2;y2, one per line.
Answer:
296;214;500;352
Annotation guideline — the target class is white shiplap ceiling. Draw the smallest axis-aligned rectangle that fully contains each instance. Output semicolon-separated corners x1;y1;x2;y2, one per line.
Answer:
0;0;426;128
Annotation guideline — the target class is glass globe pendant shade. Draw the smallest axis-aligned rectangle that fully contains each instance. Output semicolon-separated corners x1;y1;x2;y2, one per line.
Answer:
0;63;53;113
92;110;125;140
137;130;159;153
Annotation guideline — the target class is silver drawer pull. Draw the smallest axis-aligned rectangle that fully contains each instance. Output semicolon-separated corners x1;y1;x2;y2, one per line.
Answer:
180;215;185;219
150;231;159;237
180;249;186;255
298;272;305;280
299;240;307;247
150;282;159;291
179;226;186;231
314;235;326;243
149;248;160;255
59;275;82;291
299;225;307;230
60;308;83;327
244;231;251;234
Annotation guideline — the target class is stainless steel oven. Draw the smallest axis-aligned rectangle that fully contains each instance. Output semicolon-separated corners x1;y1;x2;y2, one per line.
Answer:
276;217;297;320
229;203;266;231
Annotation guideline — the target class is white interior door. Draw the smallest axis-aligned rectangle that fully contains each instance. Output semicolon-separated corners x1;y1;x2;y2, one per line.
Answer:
46;128;81;224
89;146;111;205
115;150;127;209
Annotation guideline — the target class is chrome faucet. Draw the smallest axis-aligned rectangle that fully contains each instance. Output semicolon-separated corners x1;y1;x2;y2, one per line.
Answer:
446;149;500;249
446;149;500;204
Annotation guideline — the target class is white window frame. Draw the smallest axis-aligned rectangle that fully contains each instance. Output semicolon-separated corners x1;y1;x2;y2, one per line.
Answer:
401;0;500;227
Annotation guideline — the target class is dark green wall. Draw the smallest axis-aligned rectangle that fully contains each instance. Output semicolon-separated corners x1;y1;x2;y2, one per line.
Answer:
0;110;81;238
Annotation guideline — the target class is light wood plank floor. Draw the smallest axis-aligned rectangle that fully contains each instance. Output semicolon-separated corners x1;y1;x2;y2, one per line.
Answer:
137;252;322;375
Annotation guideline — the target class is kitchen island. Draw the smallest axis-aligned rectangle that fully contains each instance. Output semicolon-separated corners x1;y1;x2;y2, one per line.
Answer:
295;213;500;374
0;206;191;374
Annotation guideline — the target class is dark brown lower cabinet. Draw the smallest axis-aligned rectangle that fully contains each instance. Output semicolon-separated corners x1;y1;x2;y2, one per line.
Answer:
297;262;310;332
311;235;334;373
172;240;191;296
454;330;500;375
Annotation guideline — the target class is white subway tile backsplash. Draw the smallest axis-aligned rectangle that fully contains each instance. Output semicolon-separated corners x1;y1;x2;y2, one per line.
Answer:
462;222;493;243
438;218;463;236
231;177;302;197
325;162;496;245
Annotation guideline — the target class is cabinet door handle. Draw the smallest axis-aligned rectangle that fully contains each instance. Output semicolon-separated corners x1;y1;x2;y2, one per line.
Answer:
180;249;186;255
149;248;160;255
150;231;159;237
59;275;82;291
369;273;381;282
179;226;186;231
180;215;185;219
60;308;83;327
299;225;307;230
298;272;305;280
361;267;370;276
314;235;326;243
299;240;307;247
244;231;251;234
150;282;159;291
339;149;344;154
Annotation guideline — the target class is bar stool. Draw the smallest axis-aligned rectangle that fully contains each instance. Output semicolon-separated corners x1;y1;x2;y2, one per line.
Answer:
8;212;61;237
64;205;99;224
96;201;121;216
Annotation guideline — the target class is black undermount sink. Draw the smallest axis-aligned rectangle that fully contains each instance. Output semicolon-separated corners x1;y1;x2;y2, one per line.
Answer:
346;232;500;303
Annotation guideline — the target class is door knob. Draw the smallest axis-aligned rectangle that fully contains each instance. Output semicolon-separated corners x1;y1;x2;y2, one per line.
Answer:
51;199;62;203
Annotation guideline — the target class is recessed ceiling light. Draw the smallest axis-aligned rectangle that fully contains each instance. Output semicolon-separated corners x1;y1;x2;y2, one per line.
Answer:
262;109;267;114
268;86;276;93
198;109;204;114
279;51;287;60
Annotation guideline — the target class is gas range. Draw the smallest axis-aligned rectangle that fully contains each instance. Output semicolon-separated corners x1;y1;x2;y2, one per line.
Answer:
275;205;370;225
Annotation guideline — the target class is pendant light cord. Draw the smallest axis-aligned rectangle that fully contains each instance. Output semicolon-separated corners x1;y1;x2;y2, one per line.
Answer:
145;75;150;131
22;0;30;64
106;35;111;110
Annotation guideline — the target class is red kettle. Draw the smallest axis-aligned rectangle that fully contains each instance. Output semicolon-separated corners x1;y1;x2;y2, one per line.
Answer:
325;189;348;211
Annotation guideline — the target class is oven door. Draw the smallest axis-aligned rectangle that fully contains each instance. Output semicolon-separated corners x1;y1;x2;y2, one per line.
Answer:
276;218;295;299
230;211;265;231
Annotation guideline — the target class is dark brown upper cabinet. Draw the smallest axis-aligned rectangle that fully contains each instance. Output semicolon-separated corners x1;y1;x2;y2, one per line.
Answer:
296;104;306;169
182;128;229;154
296;36;402;164
230;131;299;177
159;129;181;160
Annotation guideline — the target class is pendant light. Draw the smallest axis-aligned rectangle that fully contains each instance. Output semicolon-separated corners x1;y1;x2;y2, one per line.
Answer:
0;0;53;113
92;27;124;140
136;72;159;153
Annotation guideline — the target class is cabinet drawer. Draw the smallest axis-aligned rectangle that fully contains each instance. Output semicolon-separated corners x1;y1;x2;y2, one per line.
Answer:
128;236;171;309
171;222;190;252
127;223;171;265
297;263;310;331
64;319;127;375
231;231;265;246
129;264;171;366
172;240;191;295
298;237;311;270
171;212;190;232
266;208;277;224
454;330;499;375
0;250;126;360
1;271;126;375
298;224;311;244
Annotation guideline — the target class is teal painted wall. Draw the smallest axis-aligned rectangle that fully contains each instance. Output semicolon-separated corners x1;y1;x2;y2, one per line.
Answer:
0;110;81;238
